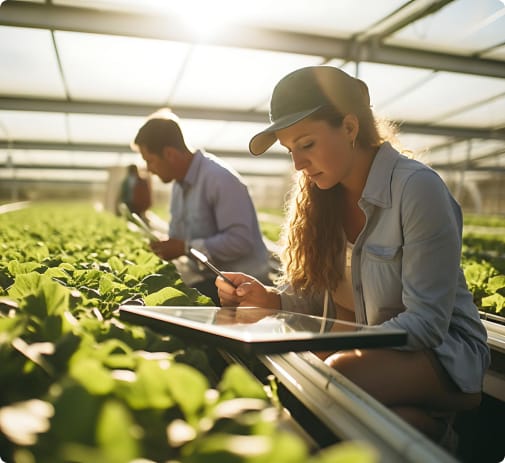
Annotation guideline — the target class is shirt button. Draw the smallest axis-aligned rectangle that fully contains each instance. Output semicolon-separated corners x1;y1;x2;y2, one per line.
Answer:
355;284;362;292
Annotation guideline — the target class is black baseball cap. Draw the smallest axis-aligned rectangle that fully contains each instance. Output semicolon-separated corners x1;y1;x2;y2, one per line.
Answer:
249;65;370;156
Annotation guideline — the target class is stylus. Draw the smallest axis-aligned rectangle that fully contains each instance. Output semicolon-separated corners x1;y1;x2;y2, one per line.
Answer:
119;203;160;242
188;247;238;289
130;212;160;242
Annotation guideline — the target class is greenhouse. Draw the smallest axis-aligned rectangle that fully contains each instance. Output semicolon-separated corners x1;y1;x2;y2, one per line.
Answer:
0;1;504;463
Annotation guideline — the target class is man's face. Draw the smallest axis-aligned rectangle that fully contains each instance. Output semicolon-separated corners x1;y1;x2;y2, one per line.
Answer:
139;145;174;183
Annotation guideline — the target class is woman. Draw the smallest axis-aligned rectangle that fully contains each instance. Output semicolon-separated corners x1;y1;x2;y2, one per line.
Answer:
215;65;490;451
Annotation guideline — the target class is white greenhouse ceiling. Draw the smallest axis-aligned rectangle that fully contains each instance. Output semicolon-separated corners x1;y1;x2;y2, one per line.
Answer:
0;0;504;184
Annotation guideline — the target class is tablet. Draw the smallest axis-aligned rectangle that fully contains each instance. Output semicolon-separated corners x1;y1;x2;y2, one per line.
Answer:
118;305;408;355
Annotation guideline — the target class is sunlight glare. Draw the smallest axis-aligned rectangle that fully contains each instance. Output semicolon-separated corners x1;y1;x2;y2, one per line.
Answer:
170;0;245;41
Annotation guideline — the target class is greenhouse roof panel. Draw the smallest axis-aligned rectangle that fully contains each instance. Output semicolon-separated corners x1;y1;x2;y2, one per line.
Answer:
0;26;66;99
0;110;68;142
54;31;191;104
170;45;323;110
378;71;505;124
0;0;504;176
386;0;505;55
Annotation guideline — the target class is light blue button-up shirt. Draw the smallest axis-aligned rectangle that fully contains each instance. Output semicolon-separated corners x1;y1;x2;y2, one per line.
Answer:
169;150;270;282
281;142;490;393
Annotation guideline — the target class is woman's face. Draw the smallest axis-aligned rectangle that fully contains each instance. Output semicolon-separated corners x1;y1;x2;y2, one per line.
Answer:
276;116;355;190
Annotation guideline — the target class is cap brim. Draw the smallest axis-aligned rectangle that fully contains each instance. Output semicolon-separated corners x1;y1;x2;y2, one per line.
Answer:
249;106;324;156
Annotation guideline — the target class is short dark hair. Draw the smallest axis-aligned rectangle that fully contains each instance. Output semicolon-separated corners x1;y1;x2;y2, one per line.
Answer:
132;110;188;155
127;164;138;174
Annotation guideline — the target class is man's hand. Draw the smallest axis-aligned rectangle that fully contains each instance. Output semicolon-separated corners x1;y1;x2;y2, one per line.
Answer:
149;238;185;260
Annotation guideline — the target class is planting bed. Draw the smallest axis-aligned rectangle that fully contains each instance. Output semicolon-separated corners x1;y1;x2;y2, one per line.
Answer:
1;202;504;463
0;202;375;463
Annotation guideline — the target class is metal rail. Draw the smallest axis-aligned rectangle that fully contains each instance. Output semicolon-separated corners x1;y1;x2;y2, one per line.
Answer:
481;319;505;402
260;351;458;463
482;318;505;354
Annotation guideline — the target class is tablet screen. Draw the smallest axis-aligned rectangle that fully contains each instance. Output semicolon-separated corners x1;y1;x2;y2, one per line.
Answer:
118;305;407;354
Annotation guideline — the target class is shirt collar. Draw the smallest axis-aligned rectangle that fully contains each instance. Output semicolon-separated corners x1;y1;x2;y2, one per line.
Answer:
179;149;203;189
360;142;400;209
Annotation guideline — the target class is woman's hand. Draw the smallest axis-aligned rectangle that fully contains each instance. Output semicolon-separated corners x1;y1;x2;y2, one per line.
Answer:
215;272;281;309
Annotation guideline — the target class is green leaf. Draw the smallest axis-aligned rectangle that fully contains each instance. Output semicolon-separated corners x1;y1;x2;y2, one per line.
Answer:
44;266;72;284
141;273;171;293
135;251;161;267
50;383;101;443
99;275;115;295
164;363;209;418
103;353;136;370
8;261;44;277
257;432;308;463
117;357;175;410
8;272;44;300
127;264;157;281
219;364;268;400
108;256;125;274
182;432;308;463
144;287;191;306
309;441;378;463
70;357;115;395
8;272;70;317
41;278;71;317
96;399;140;463
487;275;505;294
0;316;24;341
30;242;50;262
481;293;505;312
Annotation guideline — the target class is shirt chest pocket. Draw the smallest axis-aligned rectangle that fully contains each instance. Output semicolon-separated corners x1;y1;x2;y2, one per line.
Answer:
362;244;402;286
186;205;217;238
362;244;402;283
364;244;401;262
362;244;403;313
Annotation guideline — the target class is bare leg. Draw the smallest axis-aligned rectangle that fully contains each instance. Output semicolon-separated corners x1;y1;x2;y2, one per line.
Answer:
324;348;481;440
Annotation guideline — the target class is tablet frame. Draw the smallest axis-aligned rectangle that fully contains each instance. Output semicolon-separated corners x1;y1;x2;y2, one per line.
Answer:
118;305;408;355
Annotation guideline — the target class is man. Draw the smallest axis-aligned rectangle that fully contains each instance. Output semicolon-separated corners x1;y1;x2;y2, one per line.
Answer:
118;164;152;220
131;108;270;304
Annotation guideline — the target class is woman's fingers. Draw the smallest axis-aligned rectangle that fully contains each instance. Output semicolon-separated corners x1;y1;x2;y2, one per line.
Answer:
215;273;281;309
219;272;254;287
216;273;257;306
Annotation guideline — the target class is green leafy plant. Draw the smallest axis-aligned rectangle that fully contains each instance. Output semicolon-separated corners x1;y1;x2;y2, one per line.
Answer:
0;203;377;463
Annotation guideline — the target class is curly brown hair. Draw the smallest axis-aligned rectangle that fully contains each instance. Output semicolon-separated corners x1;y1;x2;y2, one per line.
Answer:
277;104;392;294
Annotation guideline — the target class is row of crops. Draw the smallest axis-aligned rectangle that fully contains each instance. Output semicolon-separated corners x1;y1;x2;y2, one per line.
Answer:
0;203;375;463
461;214;505;318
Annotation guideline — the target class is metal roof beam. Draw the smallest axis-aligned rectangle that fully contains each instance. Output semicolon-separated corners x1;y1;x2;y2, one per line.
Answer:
0;97;267;122
1;97;505;141
0;0;503;78
1;163;105;171
0;163;284;176
0;140;283;160
0;136;505;159
355;0;454;42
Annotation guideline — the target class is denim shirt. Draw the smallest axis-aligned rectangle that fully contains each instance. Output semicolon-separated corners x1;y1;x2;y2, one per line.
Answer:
281;142;490;393
169;150;270;281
